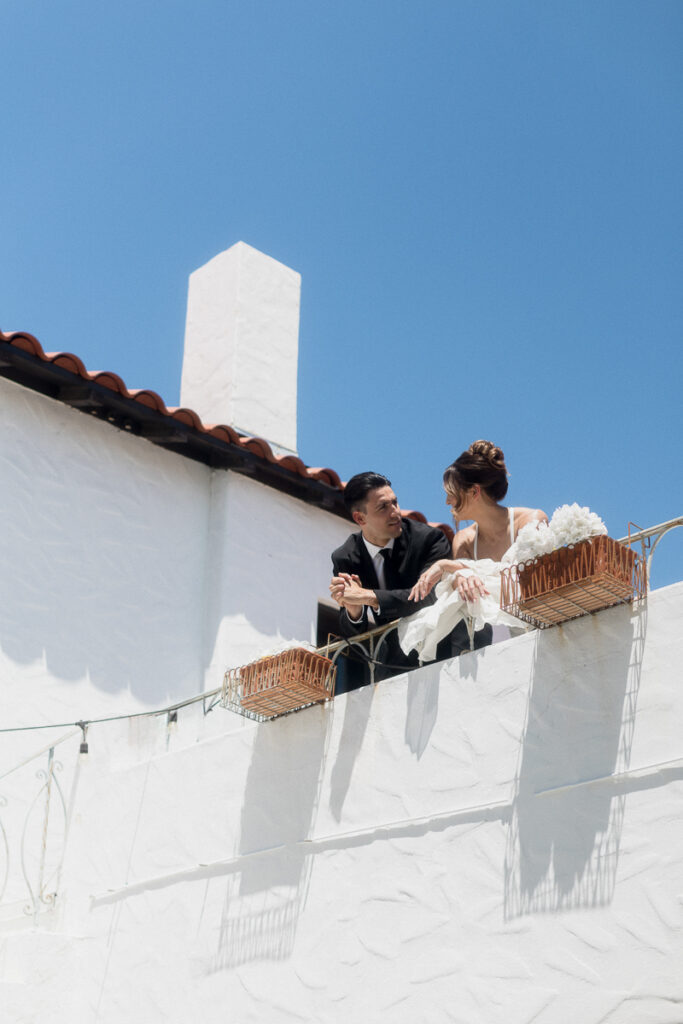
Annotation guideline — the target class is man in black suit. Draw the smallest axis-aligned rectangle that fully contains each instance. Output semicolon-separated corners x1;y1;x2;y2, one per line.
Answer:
329;472;453;687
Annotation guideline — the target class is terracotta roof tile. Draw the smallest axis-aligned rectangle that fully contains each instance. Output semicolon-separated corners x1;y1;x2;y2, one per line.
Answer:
0;329;450;536
207;424;242;445
50;352;89;375
126;388;168;411
403;509;454;543
305;466;344;488
240;436;273;459
165;407;203;430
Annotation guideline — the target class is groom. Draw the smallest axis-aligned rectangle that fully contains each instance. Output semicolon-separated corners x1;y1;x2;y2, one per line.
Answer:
329;472;452;686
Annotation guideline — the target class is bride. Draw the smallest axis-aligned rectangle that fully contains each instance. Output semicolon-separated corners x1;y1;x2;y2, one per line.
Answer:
399;440;547;662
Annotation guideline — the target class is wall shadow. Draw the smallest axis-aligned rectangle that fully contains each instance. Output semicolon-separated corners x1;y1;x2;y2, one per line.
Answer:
212;707;330;969
328;684;375;822
405;671;440;759
504;603;647;918
0;389;209;701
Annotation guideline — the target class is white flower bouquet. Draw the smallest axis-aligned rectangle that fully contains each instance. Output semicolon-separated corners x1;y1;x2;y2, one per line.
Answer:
500;504;644;629
512;503;607;564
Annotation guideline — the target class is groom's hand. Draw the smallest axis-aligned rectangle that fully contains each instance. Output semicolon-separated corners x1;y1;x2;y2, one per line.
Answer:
329;575;349;607
339;575;379;617
330;573;366;619
330;573;379;619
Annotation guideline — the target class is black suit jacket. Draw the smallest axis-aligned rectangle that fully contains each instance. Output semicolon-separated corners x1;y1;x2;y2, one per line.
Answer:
331;517;451;639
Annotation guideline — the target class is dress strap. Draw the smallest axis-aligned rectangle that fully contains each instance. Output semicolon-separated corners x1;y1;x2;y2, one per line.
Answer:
473;523;478;560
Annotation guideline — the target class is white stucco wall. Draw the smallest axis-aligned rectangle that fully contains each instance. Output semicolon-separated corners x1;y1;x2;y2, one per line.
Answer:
0;378;211;717
202;471;349;679
2;584;681;1023
0;377;349;731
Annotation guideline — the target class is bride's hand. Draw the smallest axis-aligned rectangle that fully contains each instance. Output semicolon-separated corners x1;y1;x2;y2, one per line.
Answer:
409;563;444;602
453;573;489;603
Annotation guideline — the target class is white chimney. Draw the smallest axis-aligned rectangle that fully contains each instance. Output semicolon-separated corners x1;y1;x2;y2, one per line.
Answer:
180;242;301;454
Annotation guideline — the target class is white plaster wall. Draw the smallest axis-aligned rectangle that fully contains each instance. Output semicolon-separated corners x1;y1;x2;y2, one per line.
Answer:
203;472;350;678
0;377;210;722
2;584;681;1024
0;378;349;735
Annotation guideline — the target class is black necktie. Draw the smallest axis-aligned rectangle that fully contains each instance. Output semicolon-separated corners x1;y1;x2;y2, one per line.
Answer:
379;548;395;589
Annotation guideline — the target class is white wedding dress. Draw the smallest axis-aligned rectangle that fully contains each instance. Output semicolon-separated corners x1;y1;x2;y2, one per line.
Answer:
398;509;525;664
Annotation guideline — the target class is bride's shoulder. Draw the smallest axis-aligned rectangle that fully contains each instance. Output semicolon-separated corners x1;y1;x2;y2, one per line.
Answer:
513;507;548;528
452;525;476;558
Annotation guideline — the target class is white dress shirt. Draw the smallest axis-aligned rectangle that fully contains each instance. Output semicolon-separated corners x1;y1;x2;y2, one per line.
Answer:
346;536;395;624
362;535;395;591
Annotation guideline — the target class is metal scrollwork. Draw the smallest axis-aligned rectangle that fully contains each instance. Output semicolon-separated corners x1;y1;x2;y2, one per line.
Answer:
620;515;683;586
20;747;67;918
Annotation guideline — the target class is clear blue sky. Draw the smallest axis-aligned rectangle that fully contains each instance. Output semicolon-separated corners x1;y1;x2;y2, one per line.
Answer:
2;1;682;588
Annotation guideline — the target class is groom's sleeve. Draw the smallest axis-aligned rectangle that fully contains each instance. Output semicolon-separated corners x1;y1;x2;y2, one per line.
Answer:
331;553;370;638
374;525;451;621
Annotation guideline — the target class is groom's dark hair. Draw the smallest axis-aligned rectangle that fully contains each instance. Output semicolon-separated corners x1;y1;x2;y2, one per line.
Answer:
343;472;392;515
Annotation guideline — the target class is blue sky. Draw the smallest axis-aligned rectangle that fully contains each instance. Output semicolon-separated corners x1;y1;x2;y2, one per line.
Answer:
2;1;682;587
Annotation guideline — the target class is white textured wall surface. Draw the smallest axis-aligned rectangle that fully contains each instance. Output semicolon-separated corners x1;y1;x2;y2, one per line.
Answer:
2;584;682;1024
0;377;349;732
202;472;349;678
0;377;210;721
181;242;301;452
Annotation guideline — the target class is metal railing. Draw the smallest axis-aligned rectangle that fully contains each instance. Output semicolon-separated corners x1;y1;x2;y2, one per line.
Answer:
322;621;402;686
322;616;480;685
323;515;683;683
619;515;683;585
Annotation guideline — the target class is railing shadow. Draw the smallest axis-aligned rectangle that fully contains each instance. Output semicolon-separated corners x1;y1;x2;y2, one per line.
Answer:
405;671;440;759
212;706;330;969
504;601;647;918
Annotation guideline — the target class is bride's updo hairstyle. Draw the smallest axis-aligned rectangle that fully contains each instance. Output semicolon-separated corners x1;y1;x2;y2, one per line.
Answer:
443;440;509;512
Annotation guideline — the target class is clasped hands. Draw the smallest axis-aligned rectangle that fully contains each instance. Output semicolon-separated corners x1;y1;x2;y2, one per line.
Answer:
330;562;490;615
408;559;489;604
329;573;379;618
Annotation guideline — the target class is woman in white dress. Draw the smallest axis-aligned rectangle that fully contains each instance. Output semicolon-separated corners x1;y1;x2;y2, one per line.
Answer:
400;440;547;661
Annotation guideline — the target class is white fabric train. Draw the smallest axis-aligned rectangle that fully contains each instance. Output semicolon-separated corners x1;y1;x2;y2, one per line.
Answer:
397;558;524;664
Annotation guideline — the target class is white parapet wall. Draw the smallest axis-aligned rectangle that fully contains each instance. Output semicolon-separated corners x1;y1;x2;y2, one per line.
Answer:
1;583;681;1023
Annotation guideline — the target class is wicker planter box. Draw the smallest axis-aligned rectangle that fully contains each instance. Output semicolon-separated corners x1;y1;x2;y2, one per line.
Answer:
500;535;646;629
222;647;336;720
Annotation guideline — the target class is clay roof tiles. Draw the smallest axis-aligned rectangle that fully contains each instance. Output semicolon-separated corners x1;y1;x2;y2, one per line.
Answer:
0;329;452;539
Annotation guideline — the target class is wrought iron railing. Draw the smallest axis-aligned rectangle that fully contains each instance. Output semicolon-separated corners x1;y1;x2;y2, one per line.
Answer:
321;615;482;685
324;514;683;675
0;731;75;921
322;621;401;686
619;515;683;585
